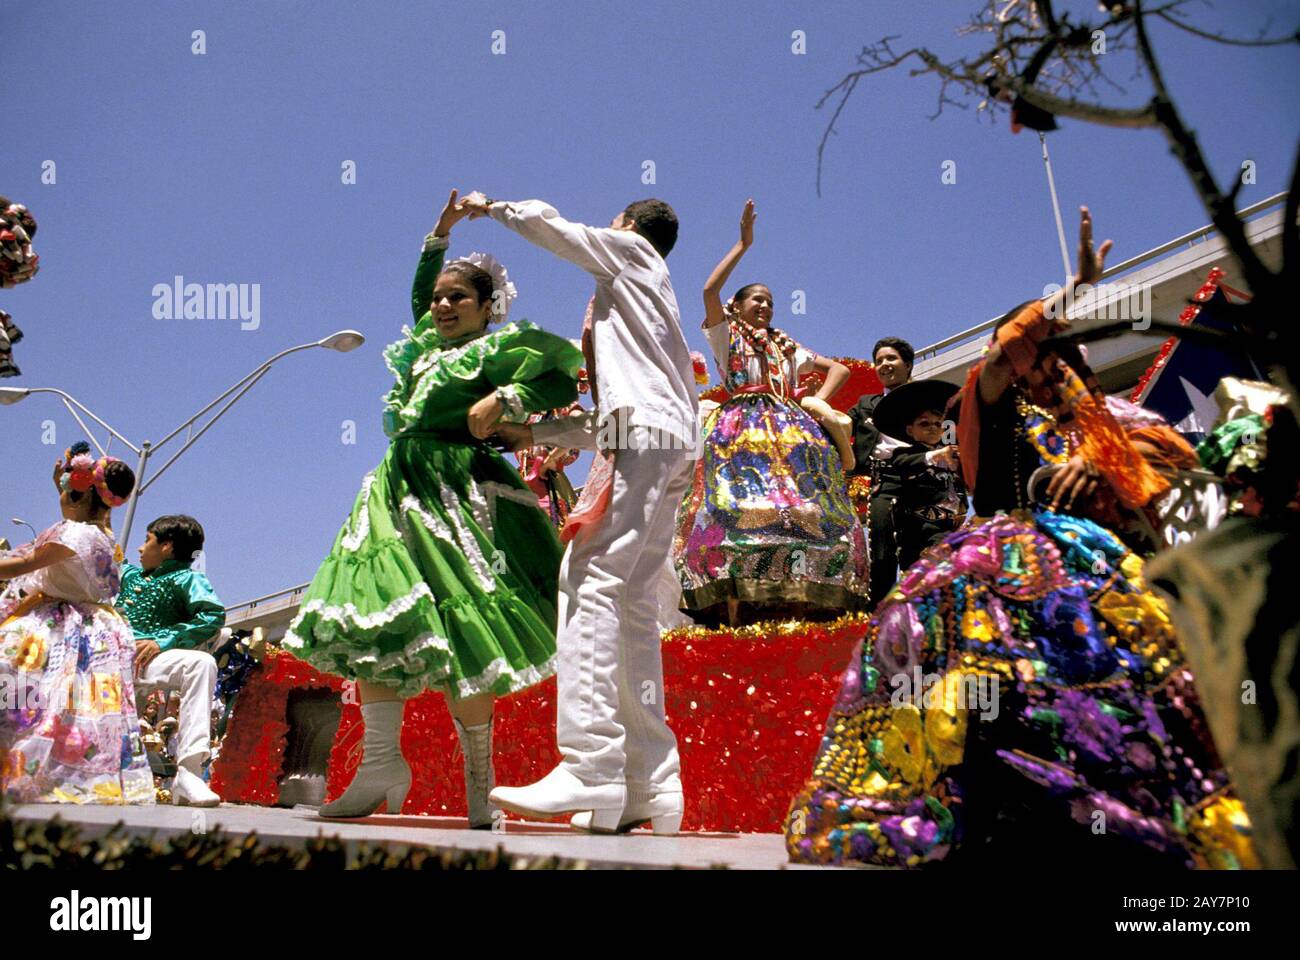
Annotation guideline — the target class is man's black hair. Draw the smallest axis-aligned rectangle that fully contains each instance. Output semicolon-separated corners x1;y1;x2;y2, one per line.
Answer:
622;199;679;258
147;515;206;564
872;336;915;370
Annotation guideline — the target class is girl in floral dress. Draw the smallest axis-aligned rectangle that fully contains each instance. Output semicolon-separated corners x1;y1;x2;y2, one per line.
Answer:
675;200;867;625
284;191;583;826
0;444;153;804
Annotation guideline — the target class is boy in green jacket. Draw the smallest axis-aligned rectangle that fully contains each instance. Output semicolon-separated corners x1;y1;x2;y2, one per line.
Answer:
118;515;226;806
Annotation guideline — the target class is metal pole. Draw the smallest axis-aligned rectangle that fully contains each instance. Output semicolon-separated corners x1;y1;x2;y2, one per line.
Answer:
139;368;271;493
1039;132;1073;280
5;335;358;551
59;398;108;456
33;388;140;453
116;441;151;553
151;342;321;451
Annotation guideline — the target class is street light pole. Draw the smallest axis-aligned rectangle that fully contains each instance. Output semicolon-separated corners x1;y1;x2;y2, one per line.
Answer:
0;329;364;551
10;518;38;541
117;440;153;552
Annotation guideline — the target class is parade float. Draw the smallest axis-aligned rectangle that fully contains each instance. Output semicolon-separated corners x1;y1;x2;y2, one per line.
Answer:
211;359;884;833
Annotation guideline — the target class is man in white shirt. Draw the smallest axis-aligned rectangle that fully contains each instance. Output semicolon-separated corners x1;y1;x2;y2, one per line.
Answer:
461;194;697;835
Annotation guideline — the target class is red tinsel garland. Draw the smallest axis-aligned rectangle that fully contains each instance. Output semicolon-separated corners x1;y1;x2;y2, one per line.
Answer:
209;652;345;804
1128;267;1251;404
661;616;868;831
217;617;869;833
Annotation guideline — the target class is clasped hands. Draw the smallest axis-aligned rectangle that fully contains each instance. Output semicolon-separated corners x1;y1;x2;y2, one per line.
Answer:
466;392;537;450
432;189;495;238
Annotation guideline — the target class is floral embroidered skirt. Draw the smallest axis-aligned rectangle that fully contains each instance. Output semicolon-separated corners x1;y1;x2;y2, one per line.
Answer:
784;510;1257;869
0;594;154;804
284;435;561;700
673;393;869;612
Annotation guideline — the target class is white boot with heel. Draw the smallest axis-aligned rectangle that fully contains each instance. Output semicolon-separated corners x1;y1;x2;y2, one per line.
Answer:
570;790;683;835
319;700;410;818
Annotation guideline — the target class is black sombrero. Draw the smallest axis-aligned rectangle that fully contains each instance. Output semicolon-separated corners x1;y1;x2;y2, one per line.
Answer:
872;379;961;442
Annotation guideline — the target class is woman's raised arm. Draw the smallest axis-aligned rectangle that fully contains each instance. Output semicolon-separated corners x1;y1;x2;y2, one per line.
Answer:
703;199;756;328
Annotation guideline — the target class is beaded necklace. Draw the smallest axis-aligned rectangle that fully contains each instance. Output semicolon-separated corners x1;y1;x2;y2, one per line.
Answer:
1010;390;1075;509
728;313;800;398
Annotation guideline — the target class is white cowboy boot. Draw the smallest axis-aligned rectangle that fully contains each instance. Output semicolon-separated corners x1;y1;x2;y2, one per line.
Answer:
319;700;410;818
570;791;683;835
454;717;496;829
172;755;221;808
489;766;625;830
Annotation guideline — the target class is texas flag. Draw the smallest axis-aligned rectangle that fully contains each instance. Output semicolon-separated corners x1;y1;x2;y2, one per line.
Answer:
1130;268;1261;443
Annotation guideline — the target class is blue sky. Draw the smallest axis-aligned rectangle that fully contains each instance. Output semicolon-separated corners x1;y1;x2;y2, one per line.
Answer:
2;0;1297;605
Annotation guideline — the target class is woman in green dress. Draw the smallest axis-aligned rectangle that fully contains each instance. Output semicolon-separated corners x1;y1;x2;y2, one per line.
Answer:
284;190;583;825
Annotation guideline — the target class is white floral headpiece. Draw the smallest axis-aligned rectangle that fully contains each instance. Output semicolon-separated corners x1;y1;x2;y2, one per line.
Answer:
448;251;518;320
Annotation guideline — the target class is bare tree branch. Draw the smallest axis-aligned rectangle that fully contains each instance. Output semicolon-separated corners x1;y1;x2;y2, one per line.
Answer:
1155;10;1299;47
814;0;1297;391
1003;76;1158;127
1132;0;1271;296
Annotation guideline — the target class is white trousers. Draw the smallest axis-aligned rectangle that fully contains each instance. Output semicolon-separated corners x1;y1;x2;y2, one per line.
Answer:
135;649;217;765
555;431;692;800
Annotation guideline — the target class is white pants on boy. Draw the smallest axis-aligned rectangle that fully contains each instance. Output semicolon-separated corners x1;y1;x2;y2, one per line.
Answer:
135;649;217;765
555;428;692;803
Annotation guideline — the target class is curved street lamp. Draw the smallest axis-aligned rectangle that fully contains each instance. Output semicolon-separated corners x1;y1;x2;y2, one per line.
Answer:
10;518;37;541
0;329;365;549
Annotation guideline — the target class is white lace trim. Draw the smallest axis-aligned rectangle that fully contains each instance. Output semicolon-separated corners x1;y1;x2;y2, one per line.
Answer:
456;652;557;699
284;580;434;642
440;483;497;592
400;493;455;543
341;472;378;551
401;355;473;424
401;491;497;593
382;325;415;382
393;322;532;430
283;591;556;698
290;647;555;701
346;630;452;674
466;479;496;544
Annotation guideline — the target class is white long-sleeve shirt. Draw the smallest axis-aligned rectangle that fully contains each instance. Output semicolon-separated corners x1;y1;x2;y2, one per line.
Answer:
488;199;699;450
533;408;599;451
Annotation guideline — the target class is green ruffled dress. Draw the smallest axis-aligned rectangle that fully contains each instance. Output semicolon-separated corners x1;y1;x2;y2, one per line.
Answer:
283;241;584;699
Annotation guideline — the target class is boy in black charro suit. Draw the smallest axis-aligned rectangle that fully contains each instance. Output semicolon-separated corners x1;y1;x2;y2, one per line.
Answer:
846;337;914;607
872;380;969;574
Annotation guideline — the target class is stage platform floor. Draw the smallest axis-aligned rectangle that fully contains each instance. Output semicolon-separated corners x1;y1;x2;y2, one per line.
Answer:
7;802;856;870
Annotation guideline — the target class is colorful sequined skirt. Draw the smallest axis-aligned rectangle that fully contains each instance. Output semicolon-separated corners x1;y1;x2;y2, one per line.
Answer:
784;510;1256;869
283;435;561;700
673;393;869;612
0;594;154;804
